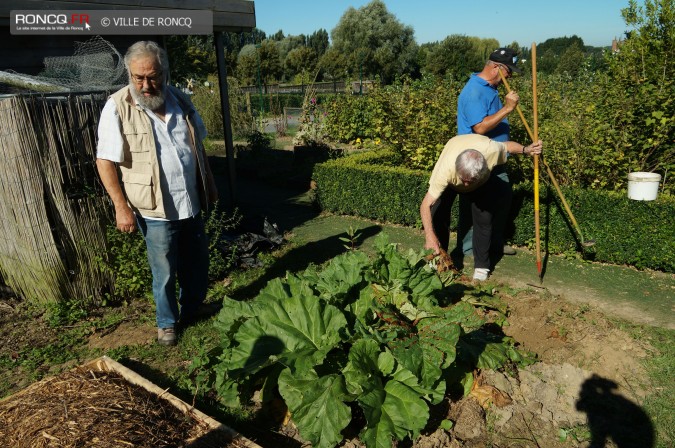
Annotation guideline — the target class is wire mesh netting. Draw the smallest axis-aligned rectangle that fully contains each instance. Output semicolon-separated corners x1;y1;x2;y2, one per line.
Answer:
0;36;127;94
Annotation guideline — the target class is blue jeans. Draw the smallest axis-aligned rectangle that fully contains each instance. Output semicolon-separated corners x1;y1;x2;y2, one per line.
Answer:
136;214;209;329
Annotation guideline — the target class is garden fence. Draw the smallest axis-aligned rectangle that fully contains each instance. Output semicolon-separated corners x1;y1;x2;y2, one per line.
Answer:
240;80;374;95
0;93;114;305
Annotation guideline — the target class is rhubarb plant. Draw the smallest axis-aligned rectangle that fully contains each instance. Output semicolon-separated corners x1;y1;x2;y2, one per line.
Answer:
199;234;533;448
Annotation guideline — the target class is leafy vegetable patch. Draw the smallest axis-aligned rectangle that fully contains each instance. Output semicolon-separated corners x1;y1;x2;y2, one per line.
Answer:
192;234;534;447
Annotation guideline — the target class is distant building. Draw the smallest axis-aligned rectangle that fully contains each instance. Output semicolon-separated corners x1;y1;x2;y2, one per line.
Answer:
611;37;622;53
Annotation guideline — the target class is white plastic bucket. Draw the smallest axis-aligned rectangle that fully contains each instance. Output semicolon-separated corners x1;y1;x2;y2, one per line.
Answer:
627;172;661;201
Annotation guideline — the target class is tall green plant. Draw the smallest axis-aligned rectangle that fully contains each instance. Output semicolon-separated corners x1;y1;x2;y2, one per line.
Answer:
96;226;152;303
205;205;242;281
191;76;254;140
96;206;242;303
192;235;533;447
324;75;462;169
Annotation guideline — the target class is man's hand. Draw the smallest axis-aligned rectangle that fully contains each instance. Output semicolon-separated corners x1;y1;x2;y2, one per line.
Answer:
96;158;137;234
424;237;441;255
115;204;136;233
504;90;519;112
524;139;543;156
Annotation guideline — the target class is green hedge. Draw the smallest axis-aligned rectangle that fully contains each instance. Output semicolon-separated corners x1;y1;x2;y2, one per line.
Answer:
313;150;675;272
313;150;427;226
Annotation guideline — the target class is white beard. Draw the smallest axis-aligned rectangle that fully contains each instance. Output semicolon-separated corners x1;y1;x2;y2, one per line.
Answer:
129;83;166;111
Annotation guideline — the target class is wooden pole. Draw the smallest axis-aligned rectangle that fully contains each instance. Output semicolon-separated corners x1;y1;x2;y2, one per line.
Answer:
532;43;542;278
214;31;237;207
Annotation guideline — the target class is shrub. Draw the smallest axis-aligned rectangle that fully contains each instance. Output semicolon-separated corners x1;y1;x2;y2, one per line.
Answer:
97;206;243;303
313;150;428;226
323;76;463;170
96;226;152;303
321;73;673;193
205;204;242;281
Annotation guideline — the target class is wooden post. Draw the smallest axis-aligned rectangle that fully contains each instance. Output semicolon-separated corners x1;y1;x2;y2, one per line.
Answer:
214;31;237;206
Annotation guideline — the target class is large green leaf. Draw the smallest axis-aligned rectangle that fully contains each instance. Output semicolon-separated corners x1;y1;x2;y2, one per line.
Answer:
227;318;287;376
279;369;352;448
358;388;391;448
458;330;512;370
406;262;443;302
256;277;293;302
360;379;430;447
443;301;485;331
343;338;383;396
213;298;257;340
391;367;445;405
371;248;413;286
367;234;414;285
388;334;424;380
213;365;240;407
313;250;370;305
228;293;347;375
350;284;376;328
371;283;409;308
388;318;460;388
418;318;461;370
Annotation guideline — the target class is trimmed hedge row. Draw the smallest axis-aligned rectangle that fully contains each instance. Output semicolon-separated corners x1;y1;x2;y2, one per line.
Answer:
313;150;675;272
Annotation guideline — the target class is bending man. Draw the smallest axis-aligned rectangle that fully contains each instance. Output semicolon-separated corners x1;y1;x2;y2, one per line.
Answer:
420;134;541;281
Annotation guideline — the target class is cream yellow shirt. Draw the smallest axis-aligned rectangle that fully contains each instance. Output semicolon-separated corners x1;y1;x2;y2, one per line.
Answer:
428;134;508;199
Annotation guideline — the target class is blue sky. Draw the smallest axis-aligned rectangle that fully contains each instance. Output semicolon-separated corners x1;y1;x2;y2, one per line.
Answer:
253;0;636;48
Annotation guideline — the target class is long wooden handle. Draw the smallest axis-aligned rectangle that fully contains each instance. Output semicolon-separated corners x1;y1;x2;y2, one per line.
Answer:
532;43;542;276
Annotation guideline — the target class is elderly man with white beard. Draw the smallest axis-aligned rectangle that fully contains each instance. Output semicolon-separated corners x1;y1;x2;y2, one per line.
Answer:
96;41;218;346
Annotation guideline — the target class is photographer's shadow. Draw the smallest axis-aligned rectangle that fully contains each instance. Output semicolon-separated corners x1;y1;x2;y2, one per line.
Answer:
576;374;654;448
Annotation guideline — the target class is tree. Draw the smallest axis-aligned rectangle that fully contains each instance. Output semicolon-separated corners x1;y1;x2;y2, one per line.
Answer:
236;40;282;85
166;35;217;83
424;35;497;79
533;35;586;73
285;46;319;83
318;47;349;82
606;0;675;177
468;36;501;62
235;44;257;85
555;42;585;77
307;29;330;57
276;34;307;66
538;35;585;56
270;30;285;41
617;0;674;81
330;0;419;84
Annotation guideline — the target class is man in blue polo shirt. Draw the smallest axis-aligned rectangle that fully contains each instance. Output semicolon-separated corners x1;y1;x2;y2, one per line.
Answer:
455;47;521;279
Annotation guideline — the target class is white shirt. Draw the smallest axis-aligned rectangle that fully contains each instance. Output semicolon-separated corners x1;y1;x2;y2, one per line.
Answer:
97;89;207;221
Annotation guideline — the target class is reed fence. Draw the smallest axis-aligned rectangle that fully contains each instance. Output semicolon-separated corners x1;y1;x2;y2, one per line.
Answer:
0;93;114;305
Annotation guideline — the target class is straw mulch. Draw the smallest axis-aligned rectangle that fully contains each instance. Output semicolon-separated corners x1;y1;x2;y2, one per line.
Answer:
0;367;247;448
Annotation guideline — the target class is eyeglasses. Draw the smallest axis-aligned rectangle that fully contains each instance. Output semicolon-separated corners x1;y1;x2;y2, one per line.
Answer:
130;73;162;85
494;63;512;75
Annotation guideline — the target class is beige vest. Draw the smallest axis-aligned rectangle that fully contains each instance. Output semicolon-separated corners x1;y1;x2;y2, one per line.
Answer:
110;86;212;219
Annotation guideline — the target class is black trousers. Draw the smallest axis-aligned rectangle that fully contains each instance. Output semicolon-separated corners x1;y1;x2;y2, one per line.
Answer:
457;164;513;254
431;171;506;270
